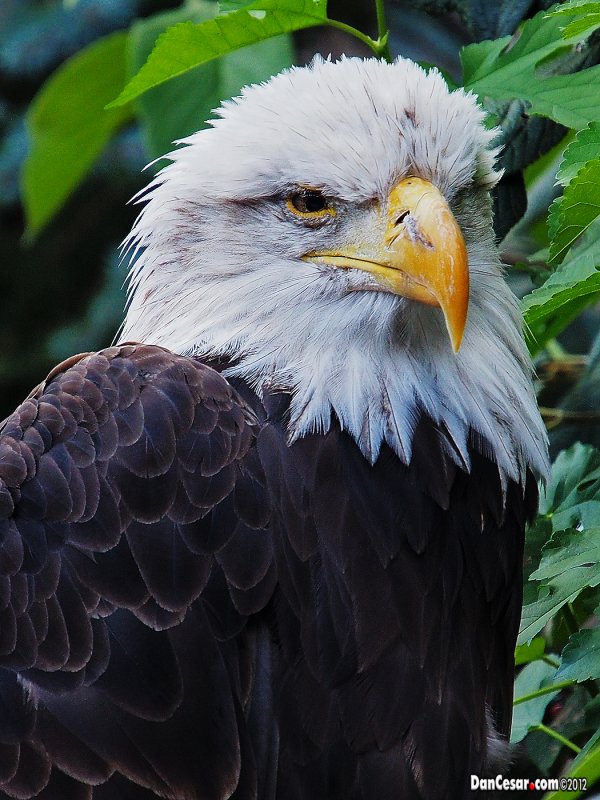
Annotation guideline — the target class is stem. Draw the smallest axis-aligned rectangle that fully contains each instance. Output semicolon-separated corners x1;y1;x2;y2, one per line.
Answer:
530;723;581;754
326;1;392;63
375;0;387;39
513;680;575;706
325;19;382;57
374;0;392;61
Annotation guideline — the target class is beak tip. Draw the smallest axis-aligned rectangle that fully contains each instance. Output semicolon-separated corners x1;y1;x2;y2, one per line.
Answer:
441;296;467;354
447;310;467;354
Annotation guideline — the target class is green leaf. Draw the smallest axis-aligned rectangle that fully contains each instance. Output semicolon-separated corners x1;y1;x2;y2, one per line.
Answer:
556;123;600;186
109;0;328;108
520;446;600;643
531;528;600;582
522;219;600;353
519;527;600;643
218;0;254;11
524;518;554;601
22;31;132;237
559;15;600;39
547;1;600;40
550;0;600;12
519;567;593;644
548;158;600;263
515;637;547;665
526;727;563;774
512;661;561;743
130;2;293;159
556;628;600;682
539;442;600;531
577;725;600;759
461;5;600;129
460;36;511;85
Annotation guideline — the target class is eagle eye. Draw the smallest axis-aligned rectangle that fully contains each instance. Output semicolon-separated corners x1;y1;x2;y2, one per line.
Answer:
287;189;335;220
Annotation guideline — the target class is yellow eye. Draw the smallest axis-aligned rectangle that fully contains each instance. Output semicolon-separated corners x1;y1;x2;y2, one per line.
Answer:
286;189;335;219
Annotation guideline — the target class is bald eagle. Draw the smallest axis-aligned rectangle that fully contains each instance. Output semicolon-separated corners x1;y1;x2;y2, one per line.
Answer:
0;57;548;799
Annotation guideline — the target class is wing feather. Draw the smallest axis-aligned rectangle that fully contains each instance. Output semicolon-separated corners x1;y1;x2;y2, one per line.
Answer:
0;344;272;799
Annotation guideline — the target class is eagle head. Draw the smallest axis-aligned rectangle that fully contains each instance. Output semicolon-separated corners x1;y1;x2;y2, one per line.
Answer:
122;56;548;483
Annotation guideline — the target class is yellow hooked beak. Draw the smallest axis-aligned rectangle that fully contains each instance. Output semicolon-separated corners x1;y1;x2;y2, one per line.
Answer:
306;177;469;352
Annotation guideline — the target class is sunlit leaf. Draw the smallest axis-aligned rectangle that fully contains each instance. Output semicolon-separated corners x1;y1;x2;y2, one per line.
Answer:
548;158;600;263
547;0;600;40
109;0;328;108
549;0;600;12
515;637;546;665
130;2;293;159
218;0;255;12
556;123;600;186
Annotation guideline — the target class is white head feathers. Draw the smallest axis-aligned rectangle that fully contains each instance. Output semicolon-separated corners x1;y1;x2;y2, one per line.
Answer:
121;56;549;485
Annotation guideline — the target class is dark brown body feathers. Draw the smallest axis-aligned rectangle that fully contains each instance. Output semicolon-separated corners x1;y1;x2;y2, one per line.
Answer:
0;345;537;799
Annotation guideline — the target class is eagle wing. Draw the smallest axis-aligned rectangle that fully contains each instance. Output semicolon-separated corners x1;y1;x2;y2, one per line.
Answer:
0;344;275;800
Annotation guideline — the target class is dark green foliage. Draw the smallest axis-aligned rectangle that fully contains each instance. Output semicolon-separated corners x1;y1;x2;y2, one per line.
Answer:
490;99;567;241
547;330;600;458
0;0;153;414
